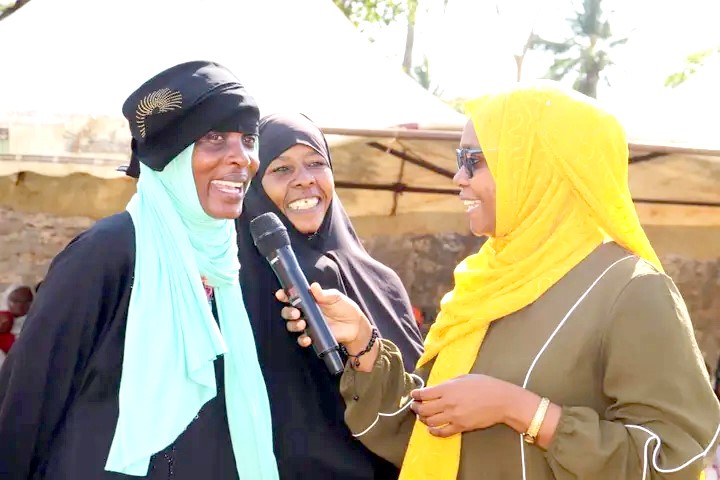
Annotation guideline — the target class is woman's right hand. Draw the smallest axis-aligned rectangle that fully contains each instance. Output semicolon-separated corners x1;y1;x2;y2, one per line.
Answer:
276;283;373;351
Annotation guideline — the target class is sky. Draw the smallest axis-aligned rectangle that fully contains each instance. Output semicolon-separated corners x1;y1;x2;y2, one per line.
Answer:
361;0;720;144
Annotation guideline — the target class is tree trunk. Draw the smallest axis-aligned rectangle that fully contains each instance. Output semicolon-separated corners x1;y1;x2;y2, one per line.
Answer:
513;32;534;82
585;66;600;98
402;1;418;74
581;36;600;98
514;55;524;82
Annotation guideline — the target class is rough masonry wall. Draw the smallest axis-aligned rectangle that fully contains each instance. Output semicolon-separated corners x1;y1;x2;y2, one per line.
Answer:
1;207;718;365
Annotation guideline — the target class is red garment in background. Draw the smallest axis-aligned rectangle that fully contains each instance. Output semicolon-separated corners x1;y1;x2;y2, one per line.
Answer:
412;306;424;328
0;311;16;353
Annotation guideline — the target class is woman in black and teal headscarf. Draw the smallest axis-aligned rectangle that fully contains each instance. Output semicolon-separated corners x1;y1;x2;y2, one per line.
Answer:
0;61;278;480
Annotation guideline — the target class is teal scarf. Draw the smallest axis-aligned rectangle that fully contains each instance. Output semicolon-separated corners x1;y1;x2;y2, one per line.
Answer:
105;145;278;479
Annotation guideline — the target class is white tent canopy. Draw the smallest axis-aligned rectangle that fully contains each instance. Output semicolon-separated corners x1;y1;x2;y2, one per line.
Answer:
0;0;473;227
0;0;718;235
0;0;464;129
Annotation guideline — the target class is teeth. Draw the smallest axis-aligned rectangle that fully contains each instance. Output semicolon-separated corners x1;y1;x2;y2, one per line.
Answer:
213;180;244;189
463;200;481;212
212;180;244;194
288;197;320;210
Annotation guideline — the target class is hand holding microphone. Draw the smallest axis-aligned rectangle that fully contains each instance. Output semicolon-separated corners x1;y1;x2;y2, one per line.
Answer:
250;212;348;375
277;283;380;373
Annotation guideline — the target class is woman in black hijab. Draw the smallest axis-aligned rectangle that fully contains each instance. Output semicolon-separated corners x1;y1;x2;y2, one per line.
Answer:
237;113;423;480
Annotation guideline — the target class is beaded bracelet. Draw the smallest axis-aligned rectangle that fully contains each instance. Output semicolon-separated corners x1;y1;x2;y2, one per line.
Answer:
340;327;379;368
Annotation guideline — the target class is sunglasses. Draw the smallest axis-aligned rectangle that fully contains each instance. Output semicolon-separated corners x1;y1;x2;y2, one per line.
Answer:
455;148;484;178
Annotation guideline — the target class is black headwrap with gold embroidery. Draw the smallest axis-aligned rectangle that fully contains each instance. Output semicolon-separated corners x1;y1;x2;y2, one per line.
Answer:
120;60;259;178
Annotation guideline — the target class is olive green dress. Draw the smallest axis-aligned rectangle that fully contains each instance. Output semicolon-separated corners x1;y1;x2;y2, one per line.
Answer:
341;243;720;479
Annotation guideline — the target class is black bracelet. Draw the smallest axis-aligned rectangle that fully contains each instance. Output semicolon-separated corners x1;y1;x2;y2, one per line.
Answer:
340;328;379;368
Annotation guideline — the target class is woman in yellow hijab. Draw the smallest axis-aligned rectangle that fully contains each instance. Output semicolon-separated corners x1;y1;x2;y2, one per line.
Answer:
279;81;720;479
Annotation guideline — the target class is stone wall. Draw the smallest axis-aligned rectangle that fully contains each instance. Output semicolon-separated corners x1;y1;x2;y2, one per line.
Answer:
361;233;486;320
363;234;720;369
662;255;720;370
0;207;92;288
1;206;718;365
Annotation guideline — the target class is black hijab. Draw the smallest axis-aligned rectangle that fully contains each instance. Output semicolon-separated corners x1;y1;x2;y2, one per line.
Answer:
237;113;423;480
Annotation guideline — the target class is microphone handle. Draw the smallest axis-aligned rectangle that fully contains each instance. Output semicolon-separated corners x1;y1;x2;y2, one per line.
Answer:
269;246;345;375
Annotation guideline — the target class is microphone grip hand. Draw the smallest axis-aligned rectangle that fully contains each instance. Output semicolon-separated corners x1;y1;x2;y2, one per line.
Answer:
277;283;379;371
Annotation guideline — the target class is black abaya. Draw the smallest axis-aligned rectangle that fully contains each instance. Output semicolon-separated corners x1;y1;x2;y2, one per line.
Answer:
237;113;424;480
0;213;238;480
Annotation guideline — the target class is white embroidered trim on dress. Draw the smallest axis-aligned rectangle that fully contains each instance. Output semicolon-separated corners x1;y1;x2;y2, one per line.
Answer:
519;254;720;479
519;255;634;480
625;423;720;480
350;372;425;438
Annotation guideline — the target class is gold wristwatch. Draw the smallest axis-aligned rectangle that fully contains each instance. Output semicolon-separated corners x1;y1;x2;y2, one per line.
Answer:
522;397;550;444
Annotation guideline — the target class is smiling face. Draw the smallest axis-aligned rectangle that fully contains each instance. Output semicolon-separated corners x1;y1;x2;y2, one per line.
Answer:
261;144;334;234
191;131;260;219
454;119;497;237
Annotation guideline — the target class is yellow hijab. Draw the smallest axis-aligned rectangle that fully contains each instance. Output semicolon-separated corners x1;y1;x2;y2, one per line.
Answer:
399;82;662;480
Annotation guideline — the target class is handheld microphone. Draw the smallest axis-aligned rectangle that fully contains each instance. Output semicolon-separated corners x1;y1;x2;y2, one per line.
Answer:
250;212;344;376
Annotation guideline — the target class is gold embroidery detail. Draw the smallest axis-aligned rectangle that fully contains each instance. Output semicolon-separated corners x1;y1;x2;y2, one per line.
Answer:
135;88;183;138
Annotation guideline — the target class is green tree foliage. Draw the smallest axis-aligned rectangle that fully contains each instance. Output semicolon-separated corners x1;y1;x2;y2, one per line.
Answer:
529;0;626;98
332;0;407;27
665;46;720;88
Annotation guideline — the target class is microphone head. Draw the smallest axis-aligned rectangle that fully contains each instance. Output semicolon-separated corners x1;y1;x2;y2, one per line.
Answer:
250;212;291;257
